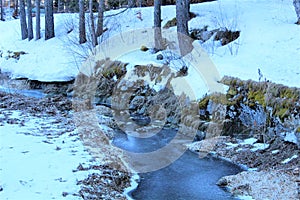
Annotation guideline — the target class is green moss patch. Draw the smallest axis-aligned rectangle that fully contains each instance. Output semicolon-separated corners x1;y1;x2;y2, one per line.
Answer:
163;17;177;29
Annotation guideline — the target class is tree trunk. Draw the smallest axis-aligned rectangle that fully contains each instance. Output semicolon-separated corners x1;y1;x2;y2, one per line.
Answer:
176;0;188;36
45;0;55;40
154;0;163;50
27;0;33;40
128;0;134;8
96;0;104;37
65;0;70;12
19;0;28;40
36;0;41;40
79;0;87;44
89;0;97;46
294;0;300;24
176;0;192;56
13;0;19;18
58;0;64;12
0;0;4;21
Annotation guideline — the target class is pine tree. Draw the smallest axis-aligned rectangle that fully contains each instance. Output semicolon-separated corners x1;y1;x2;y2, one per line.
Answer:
176;0;189;36
96;0;104;37
89;0;97;46
0;0;4;21
176;0;192;56
154;0;163;50
45;0;55;40
19;0;28;40
27;0;34;40
36;0;41;40
79;0;87;44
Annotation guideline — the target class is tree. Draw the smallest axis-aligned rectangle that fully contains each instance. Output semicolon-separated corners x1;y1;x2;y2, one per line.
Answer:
79;0;87;43
13;0;19;18
0;0;4;21
36;0;41;40
154;0;163;50
89;0;97;46
128;0;135;8
176;0;192;56
19;0;28;40
45;0;55;40
58;0;64;12
294;0;300;24
96;0;104;37
176;0;189;36
27;0;34;40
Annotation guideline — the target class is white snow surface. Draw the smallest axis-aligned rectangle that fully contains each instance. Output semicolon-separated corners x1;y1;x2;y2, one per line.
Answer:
0;110;98;199
0;0;299;87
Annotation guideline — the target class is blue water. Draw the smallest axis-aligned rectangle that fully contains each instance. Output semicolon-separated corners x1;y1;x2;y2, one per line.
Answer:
113;129;242;200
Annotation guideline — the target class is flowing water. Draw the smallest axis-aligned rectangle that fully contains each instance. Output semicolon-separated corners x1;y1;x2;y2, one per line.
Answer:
113;129;242;200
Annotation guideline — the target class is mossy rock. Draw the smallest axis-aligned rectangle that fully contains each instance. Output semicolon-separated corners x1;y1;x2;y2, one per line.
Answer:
198;96;209;110
140;45;149;52
248;90;266;108
296;127;300;133
163;17;177;29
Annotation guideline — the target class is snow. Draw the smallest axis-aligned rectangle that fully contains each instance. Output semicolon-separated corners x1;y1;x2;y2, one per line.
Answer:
281;154;298;164
0;0;299;87
283;132;298;144
240;138;257;145
0;110;98;199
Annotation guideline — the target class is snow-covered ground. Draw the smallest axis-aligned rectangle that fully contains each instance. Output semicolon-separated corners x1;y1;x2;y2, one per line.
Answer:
0;110;94;199
0;0;299;86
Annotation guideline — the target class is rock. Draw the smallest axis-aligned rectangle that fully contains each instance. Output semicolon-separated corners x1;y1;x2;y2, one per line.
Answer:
129;96;145;111
140;45;149;51
214;29;240;46
156;54;163;60
218;170;299;200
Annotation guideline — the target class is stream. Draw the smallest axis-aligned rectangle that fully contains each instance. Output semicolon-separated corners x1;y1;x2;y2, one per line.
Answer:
113;129;242;200
0;79;242;200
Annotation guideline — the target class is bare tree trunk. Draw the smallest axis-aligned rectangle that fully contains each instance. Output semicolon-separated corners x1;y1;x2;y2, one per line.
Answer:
154;0;163;50
176;0;192;56
45;0;55;40
176;0;188;36
36;0;41;40
65;0;70;12
138;0;142;7
58;0;64;12
0;0;4;21
19;0;28;39
96;0;104;37
27;0;33;40
128;0;134;8
79;0;87;44
89;0;97;46
13;0;19;18
294;0;300;24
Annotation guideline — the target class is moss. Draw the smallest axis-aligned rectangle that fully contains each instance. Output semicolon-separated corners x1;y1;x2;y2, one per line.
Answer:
102;61;127;79
198;96;209;109
209;93;235;106
248;90;266;108
140;45;149;52
296;127;300;133
279;88;299;99
163;17;177;29
226;87;237;98
275;108;289;121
